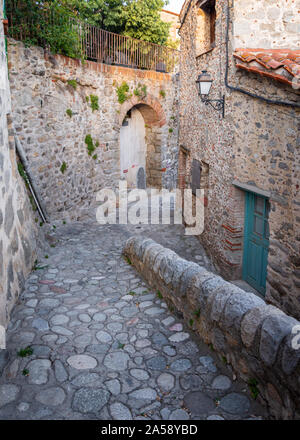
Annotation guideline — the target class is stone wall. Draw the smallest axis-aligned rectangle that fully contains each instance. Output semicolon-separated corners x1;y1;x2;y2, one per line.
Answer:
7;39;179;221
123;236;300;419
0;18;43;348
233;0;300;49
178;0;300;318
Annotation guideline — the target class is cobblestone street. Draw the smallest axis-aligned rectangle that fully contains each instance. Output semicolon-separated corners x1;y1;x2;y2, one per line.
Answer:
0;218;267;420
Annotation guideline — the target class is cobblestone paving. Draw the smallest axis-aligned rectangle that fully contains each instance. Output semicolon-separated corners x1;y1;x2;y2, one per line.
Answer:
0;219;267;420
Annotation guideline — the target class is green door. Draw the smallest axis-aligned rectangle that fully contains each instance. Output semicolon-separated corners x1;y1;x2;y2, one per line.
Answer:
243;192;270;295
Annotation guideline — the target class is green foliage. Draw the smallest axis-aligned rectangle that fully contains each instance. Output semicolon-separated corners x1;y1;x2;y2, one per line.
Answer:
248;378;259;400
67;79;77;89
124;255;132;265
62;0;125;34
159;89;166;99
17;161;27;181
29;194;37;212
60;0;169;44
222;356;228;365
90;94;99;112
193;308;201;318
169;128;173;133
141;84;147;96
44;255;49;259
166;38;180;50
60;161;67;173
128;291;136;296
123;0;170;45
156;290;163;299
17;346;33;358
66;108;73;117
7;0;84;59
18;161;38;212
134;83;147;98
84;134;99;156
85;96;89;102
22;368;29;376
118;342;125;349
189;319;194;327
8;0;173;60
116;82;130;104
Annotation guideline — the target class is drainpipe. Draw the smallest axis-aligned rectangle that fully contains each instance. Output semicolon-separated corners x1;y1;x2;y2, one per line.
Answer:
14;133;48;224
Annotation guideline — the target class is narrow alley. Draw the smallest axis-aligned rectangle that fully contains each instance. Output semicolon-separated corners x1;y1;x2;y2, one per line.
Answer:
0;218;266;420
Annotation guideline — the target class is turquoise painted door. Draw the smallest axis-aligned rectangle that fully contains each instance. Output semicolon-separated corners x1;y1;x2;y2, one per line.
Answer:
243;192;270;295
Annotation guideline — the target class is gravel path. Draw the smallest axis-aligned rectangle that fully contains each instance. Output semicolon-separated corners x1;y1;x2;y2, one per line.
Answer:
0;218;267;420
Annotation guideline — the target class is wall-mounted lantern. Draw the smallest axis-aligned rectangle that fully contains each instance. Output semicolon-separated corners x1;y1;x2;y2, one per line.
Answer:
196;70;225;118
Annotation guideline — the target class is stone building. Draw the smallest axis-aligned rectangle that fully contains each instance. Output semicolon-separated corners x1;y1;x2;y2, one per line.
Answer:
178;0;300;318
160;9;180;44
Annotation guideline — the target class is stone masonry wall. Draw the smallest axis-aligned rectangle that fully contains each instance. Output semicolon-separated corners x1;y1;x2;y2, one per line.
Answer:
233;0;300;49
7;39;179;221
0;18;43;348
124;236;300;419
179;0;300;318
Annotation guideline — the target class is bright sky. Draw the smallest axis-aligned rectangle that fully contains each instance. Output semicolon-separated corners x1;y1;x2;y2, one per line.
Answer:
165;0;185;14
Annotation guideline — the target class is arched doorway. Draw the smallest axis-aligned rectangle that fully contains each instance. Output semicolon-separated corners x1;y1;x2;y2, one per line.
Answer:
120;107;146;188
119;96;166;189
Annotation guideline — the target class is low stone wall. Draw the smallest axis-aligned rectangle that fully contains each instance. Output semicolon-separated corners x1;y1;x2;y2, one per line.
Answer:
123;236;300;419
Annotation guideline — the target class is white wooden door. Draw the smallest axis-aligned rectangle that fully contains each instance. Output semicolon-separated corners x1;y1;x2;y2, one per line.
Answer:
120;108;146;187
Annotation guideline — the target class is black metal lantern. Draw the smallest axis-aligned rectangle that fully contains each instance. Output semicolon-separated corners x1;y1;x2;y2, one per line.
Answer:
196;70;225;117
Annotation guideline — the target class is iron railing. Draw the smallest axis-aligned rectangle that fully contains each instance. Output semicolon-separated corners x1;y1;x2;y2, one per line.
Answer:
6;1;179;73
83;25;179;73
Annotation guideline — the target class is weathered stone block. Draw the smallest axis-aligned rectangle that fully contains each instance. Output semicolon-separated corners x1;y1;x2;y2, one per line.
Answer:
241;304;284;349
260;314;299;366
222;290;264;341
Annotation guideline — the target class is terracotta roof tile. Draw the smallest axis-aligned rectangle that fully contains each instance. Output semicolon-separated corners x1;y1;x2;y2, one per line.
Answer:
234;48;300;89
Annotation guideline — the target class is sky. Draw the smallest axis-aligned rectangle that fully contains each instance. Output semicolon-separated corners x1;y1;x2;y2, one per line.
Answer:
165;0;185;14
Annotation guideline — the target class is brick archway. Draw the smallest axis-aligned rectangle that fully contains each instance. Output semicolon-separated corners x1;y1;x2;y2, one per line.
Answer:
118;94;166;127
119;95;166;188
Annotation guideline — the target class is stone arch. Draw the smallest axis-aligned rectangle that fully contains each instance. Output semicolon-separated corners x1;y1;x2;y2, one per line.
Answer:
119;95;166;189
118;94;166;128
